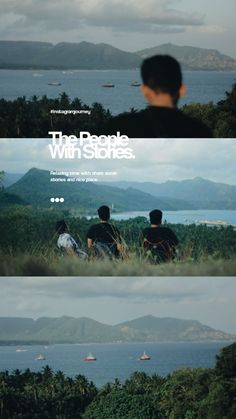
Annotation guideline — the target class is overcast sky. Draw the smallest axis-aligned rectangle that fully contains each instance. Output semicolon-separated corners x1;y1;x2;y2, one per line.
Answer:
1;277;236;334
0;139;235;184
0;0;235;58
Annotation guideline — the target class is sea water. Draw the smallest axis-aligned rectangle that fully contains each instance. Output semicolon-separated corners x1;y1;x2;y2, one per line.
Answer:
0;69;235;115
0;341;228;387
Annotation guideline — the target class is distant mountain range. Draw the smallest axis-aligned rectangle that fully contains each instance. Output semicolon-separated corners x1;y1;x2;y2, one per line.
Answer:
5;168;194;212
4;170;236;211
0;315;234;344
1;41;236;71
101;177;236;210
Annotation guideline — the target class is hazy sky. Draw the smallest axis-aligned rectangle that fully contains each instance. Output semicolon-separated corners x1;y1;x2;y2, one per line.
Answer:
0;0;235;57
1;277;236;334
0;139;235;184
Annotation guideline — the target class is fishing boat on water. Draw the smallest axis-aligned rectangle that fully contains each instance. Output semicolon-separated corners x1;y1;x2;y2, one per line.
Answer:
138;351;151;361
35;354;46;361
130;81;141;87
48;82;62;86
102;82;115;88
83;352;96;361
16;348;28;352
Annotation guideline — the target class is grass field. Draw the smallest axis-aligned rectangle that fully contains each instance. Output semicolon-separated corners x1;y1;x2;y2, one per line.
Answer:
0;252;235;276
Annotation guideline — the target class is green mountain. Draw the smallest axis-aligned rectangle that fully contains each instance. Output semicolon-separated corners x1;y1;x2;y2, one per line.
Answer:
102;177;236;210
0;191;28;207
6;168;190;212
3;173;23;188
137;43;236;71
0;40;140;70
0;315;234;344
0;40;236;70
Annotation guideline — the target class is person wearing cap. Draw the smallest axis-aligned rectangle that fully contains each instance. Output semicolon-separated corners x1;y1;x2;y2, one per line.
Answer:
103;55;212;138
141;209;178;263
56;220;88;259
86;205;122;258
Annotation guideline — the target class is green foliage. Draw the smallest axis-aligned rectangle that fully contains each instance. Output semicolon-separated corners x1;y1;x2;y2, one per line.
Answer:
182;82;236;137
0;342;236;418
215;342;236;379
0;93;111;137
0;367;97;419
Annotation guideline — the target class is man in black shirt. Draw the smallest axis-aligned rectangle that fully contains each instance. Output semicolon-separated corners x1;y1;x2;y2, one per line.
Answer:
141;209;178;263
104;55;212;138
87;205;122;258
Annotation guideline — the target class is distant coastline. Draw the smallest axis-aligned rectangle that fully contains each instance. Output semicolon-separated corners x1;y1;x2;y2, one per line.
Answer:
1;41;236;71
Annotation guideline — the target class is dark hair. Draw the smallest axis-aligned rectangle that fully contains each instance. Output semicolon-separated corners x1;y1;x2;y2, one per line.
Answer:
141;55;182;103
149;209;162;225
98;205;110;221
56;220;68;234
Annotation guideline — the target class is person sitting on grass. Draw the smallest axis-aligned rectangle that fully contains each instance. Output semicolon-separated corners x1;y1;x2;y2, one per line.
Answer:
56;220;88;259
87;205;122;258
141;209;178;263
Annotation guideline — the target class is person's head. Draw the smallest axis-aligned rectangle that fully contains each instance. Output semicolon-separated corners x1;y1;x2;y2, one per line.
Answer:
98;205;110;222
56;220;69;234
149;209;163;226
140;55;186;107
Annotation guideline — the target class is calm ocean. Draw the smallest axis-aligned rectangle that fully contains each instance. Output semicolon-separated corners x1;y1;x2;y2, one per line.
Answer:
0;69;235;115
112;209;236;225
0;341;229;387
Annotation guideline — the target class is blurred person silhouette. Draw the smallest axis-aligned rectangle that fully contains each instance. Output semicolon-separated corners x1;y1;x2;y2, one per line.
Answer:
104;55;212;138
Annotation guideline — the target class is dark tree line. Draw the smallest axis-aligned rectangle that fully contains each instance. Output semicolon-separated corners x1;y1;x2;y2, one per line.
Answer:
0;342;235;418
0;83;236;137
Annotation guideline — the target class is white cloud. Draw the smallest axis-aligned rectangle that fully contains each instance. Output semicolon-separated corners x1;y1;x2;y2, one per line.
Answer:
0;0;204;35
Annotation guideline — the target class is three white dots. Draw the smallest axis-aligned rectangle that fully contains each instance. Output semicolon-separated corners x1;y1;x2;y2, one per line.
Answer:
50;197;64;203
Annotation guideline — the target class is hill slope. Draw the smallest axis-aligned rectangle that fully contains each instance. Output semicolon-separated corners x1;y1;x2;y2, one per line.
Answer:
0;315;234;344
137;43;236;71
0;40;140;70
0;41;236;70
6;168;185;212
103;177;236;210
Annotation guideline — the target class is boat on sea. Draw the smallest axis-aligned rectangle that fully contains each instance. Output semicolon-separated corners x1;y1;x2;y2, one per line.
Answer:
102;82;115;88
130;81;141;87
48;82;62;86
35;354;46;361
138;351;151;361
16;348;28;352
83;352;96;361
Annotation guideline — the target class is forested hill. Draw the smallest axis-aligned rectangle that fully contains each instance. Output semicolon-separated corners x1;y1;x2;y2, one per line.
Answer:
137;43;236;71
0;315;234;344
0;40;236;70
103;177;236;210
5;167;194;212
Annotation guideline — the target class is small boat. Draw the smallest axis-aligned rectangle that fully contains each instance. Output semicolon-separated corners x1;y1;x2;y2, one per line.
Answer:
16;348;28;352
35;354;46;361
138;351;151;361
33;73;43;77
130;81;141;87
48;82;62;86
102;82;115;88
83;352;96;361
